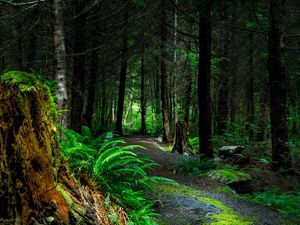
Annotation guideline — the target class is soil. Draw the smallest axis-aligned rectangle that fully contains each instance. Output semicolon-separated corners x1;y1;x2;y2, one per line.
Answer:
126;136;298;225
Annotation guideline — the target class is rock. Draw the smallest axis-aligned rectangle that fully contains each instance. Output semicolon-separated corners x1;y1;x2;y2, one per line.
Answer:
219;146;244;158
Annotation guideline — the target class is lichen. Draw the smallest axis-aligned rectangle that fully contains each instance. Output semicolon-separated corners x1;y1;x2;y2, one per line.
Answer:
156;183;255;225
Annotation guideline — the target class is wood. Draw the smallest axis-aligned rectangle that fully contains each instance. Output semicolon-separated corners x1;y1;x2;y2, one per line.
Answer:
116;0;129;135
268;0;291;170
0;79;127;224
160;0;173;143
172;121;189;154
198;3;213;158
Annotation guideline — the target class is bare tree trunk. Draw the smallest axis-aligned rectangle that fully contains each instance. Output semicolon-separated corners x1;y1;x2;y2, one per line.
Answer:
246;31;255;140
70;0;87;133
268;0;291;170
160;0;173;143
116;1;128;135
140;37;147;134
52;0;68;130
198;4;213;158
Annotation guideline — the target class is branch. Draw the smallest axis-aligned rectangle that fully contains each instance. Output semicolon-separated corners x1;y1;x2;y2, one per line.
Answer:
0;0;45;8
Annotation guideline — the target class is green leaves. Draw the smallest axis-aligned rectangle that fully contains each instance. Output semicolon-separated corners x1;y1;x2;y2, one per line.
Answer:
132;0;145;6
207;168;251;184
61;127;173;224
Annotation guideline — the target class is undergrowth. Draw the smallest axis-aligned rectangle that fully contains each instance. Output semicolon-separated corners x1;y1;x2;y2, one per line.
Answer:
61;126;173;224
173;156;251;183
245;189;300;218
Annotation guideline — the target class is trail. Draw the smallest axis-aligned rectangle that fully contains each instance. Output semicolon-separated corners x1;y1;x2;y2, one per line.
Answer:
126;136;291;225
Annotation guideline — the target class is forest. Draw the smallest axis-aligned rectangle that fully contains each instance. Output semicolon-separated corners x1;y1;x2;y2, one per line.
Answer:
0;0;300;224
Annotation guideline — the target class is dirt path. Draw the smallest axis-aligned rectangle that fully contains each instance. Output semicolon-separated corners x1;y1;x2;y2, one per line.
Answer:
125;136;291;225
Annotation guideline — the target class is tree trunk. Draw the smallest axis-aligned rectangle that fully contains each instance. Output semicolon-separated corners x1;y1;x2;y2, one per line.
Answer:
83;51;97;128
70;0;87;133
140;38;147;135
116;1;128;135
268;0;291;170
52;0;68;131
172;121;189;154
246;18;255;140
0;78;127;225
160;0;173;143
198;4;213;158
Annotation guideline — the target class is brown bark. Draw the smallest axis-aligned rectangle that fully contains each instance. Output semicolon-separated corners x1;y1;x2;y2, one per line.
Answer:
198;4;213;158
0;79;127;225
172;121;188;154
160;0;173;143
268;0;291;170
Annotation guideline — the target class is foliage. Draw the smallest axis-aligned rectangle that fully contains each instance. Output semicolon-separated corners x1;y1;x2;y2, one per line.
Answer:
246;189;300;217
207;168;251;184
1;70;42;92
61;126;173;224
173;156;215;175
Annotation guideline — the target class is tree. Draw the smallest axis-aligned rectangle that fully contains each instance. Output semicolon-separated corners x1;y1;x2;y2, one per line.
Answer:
116;0;129;135
52;0;68;131
198;2;213;158
268;0;291;170
160;0;173;143
140;35;146;135
70;0;87;132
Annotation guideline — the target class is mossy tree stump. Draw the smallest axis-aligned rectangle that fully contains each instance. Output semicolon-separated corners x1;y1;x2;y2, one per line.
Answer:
0;72;127;225
172;121;189;154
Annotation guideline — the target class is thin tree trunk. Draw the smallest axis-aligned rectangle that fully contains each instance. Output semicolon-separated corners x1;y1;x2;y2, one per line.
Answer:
246;31;255;140
83;52;97;128
52;0;68;130
198;4;213;157
160;0;173;143
140;37;146;134
268;0;290;170
115;1;128;135
173;0;178;125
70;0;87;132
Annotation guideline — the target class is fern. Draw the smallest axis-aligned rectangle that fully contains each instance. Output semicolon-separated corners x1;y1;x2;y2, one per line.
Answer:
207;168;251;184
61;127;174;224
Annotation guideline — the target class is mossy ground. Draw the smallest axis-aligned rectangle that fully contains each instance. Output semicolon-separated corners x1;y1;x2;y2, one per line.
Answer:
156;183;255;225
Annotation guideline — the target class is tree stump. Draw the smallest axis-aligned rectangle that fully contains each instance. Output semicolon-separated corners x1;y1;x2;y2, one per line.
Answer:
0;73;127;225
172;121;189;154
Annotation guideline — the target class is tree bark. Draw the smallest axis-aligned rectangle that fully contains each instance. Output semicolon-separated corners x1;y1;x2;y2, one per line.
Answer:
172;121;188;154
70;0;87;133
116;1;129;135
52;0;68;130
198;4;213;158
140;38;146;135
0;79;127;225
268;0;291;170
160;0;173;143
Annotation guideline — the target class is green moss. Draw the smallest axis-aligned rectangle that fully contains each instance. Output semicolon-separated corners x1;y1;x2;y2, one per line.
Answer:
156;183;255;225
57;184;74;206
1;70;58;121
1;70;41;92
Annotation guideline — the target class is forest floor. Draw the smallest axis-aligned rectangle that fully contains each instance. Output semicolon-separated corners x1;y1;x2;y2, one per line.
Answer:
126;136;296;225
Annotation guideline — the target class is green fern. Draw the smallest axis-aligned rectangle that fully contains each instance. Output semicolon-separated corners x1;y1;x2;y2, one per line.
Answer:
61;127;174;224
206;168;251;184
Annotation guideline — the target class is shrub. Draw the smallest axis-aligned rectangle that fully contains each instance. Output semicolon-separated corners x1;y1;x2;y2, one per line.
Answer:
61;126;173;224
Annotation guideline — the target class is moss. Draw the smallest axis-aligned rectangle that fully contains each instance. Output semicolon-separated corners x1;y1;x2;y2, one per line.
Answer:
156;183;255;225
0;70;58;121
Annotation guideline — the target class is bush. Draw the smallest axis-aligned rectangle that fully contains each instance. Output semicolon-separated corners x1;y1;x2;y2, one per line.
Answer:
173;156;215;175
246;189;300;217
61;126;173;225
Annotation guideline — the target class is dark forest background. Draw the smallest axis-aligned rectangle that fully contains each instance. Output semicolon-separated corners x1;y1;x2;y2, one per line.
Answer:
0;0;300;171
